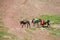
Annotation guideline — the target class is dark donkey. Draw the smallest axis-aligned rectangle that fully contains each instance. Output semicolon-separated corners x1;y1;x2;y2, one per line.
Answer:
20;19;30;28
41;19;50;28
32;18;41;28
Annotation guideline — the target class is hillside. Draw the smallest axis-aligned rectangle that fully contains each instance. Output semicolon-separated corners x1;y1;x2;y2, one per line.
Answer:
0;0;60;17
0;0;60;40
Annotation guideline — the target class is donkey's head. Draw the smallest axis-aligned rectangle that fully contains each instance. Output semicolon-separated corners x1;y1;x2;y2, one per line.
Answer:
47;20;50;23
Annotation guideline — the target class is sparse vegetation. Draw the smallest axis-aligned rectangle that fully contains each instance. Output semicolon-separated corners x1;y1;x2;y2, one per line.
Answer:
47;28;60;36
24;37;29;40
25;29;33;34
30;28;37;30
20;16;24;19
40;14;60;24
39;14;60;36
0;18;17;40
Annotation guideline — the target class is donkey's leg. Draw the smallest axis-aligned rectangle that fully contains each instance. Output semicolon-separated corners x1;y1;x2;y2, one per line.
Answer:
27;24;28;28
47;22;50;28
28;23;31;28
22;24;23;28
39;22;41;27
25;24;26;28
37;23;39;28
41;22;44;28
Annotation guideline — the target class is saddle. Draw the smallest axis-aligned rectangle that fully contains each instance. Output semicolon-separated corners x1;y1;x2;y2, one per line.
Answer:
33;18;38;23
41;20;44;25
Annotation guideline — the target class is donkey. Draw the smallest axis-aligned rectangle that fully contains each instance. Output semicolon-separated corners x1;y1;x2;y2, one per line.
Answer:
41;20;50;28
20;19;30;28
32;18;41;28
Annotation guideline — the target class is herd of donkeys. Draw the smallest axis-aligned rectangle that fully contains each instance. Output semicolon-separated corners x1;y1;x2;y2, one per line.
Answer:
20;18;50;28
